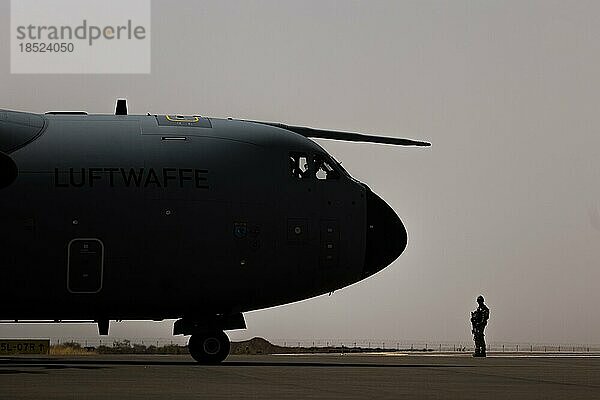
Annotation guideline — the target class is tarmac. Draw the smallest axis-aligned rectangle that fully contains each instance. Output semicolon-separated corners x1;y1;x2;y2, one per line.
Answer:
0;353;599;399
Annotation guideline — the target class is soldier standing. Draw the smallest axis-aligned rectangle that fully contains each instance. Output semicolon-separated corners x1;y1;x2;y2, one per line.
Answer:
471;295;490;357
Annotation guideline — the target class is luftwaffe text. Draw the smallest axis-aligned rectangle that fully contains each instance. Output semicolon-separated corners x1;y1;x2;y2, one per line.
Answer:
54;167;208;189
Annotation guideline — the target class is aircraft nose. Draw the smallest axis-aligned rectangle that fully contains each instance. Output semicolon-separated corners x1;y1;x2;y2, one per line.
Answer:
363;188;408;277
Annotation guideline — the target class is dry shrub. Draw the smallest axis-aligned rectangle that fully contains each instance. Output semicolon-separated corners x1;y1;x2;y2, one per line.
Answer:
50;343;96;356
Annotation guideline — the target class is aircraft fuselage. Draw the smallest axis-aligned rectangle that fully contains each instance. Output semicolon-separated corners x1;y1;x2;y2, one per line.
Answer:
0;110;407;325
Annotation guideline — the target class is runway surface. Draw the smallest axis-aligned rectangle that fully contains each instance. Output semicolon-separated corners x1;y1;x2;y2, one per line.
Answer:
0;353;599;399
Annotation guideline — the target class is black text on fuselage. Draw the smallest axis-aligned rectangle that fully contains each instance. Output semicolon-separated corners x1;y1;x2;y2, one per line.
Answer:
53;167;208;189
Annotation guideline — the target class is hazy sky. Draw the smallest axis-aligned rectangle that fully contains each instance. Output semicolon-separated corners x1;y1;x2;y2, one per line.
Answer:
1;0;599;346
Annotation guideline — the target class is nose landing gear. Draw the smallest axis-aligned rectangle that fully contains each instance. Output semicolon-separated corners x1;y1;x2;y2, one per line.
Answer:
188;330;231;364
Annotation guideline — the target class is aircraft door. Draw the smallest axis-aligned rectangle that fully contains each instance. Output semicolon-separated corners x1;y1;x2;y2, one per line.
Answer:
67;238;104;293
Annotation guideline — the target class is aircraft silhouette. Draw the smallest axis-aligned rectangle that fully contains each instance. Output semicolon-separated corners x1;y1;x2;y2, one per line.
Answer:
0;99;430;363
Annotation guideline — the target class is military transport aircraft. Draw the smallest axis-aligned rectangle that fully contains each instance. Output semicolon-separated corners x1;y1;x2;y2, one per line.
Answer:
0;99;430;363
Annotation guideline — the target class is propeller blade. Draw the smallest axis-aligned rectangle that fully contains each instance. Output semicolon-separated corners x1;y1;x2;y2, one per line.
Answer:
242;120;431;147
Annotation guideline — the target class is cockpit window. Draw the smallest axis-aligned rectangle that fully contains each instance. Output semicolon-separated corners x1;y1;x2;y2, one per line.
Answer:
290;152;340;180
314;154;340;180
290;152;310;179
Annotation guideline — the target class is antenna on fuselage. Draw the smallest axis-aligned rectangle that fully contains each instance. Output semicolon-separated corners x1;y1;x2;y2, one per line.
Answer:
115;99;128;116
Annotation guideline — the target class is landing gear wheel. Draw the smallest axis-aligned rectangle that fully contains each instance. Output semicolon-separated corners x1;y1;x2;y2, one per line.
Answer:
188;330;230;364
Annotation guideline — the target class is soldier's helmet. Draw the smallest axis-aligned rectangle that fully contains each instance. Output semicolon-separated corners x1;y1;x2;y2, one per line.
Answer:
477;295;484;303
